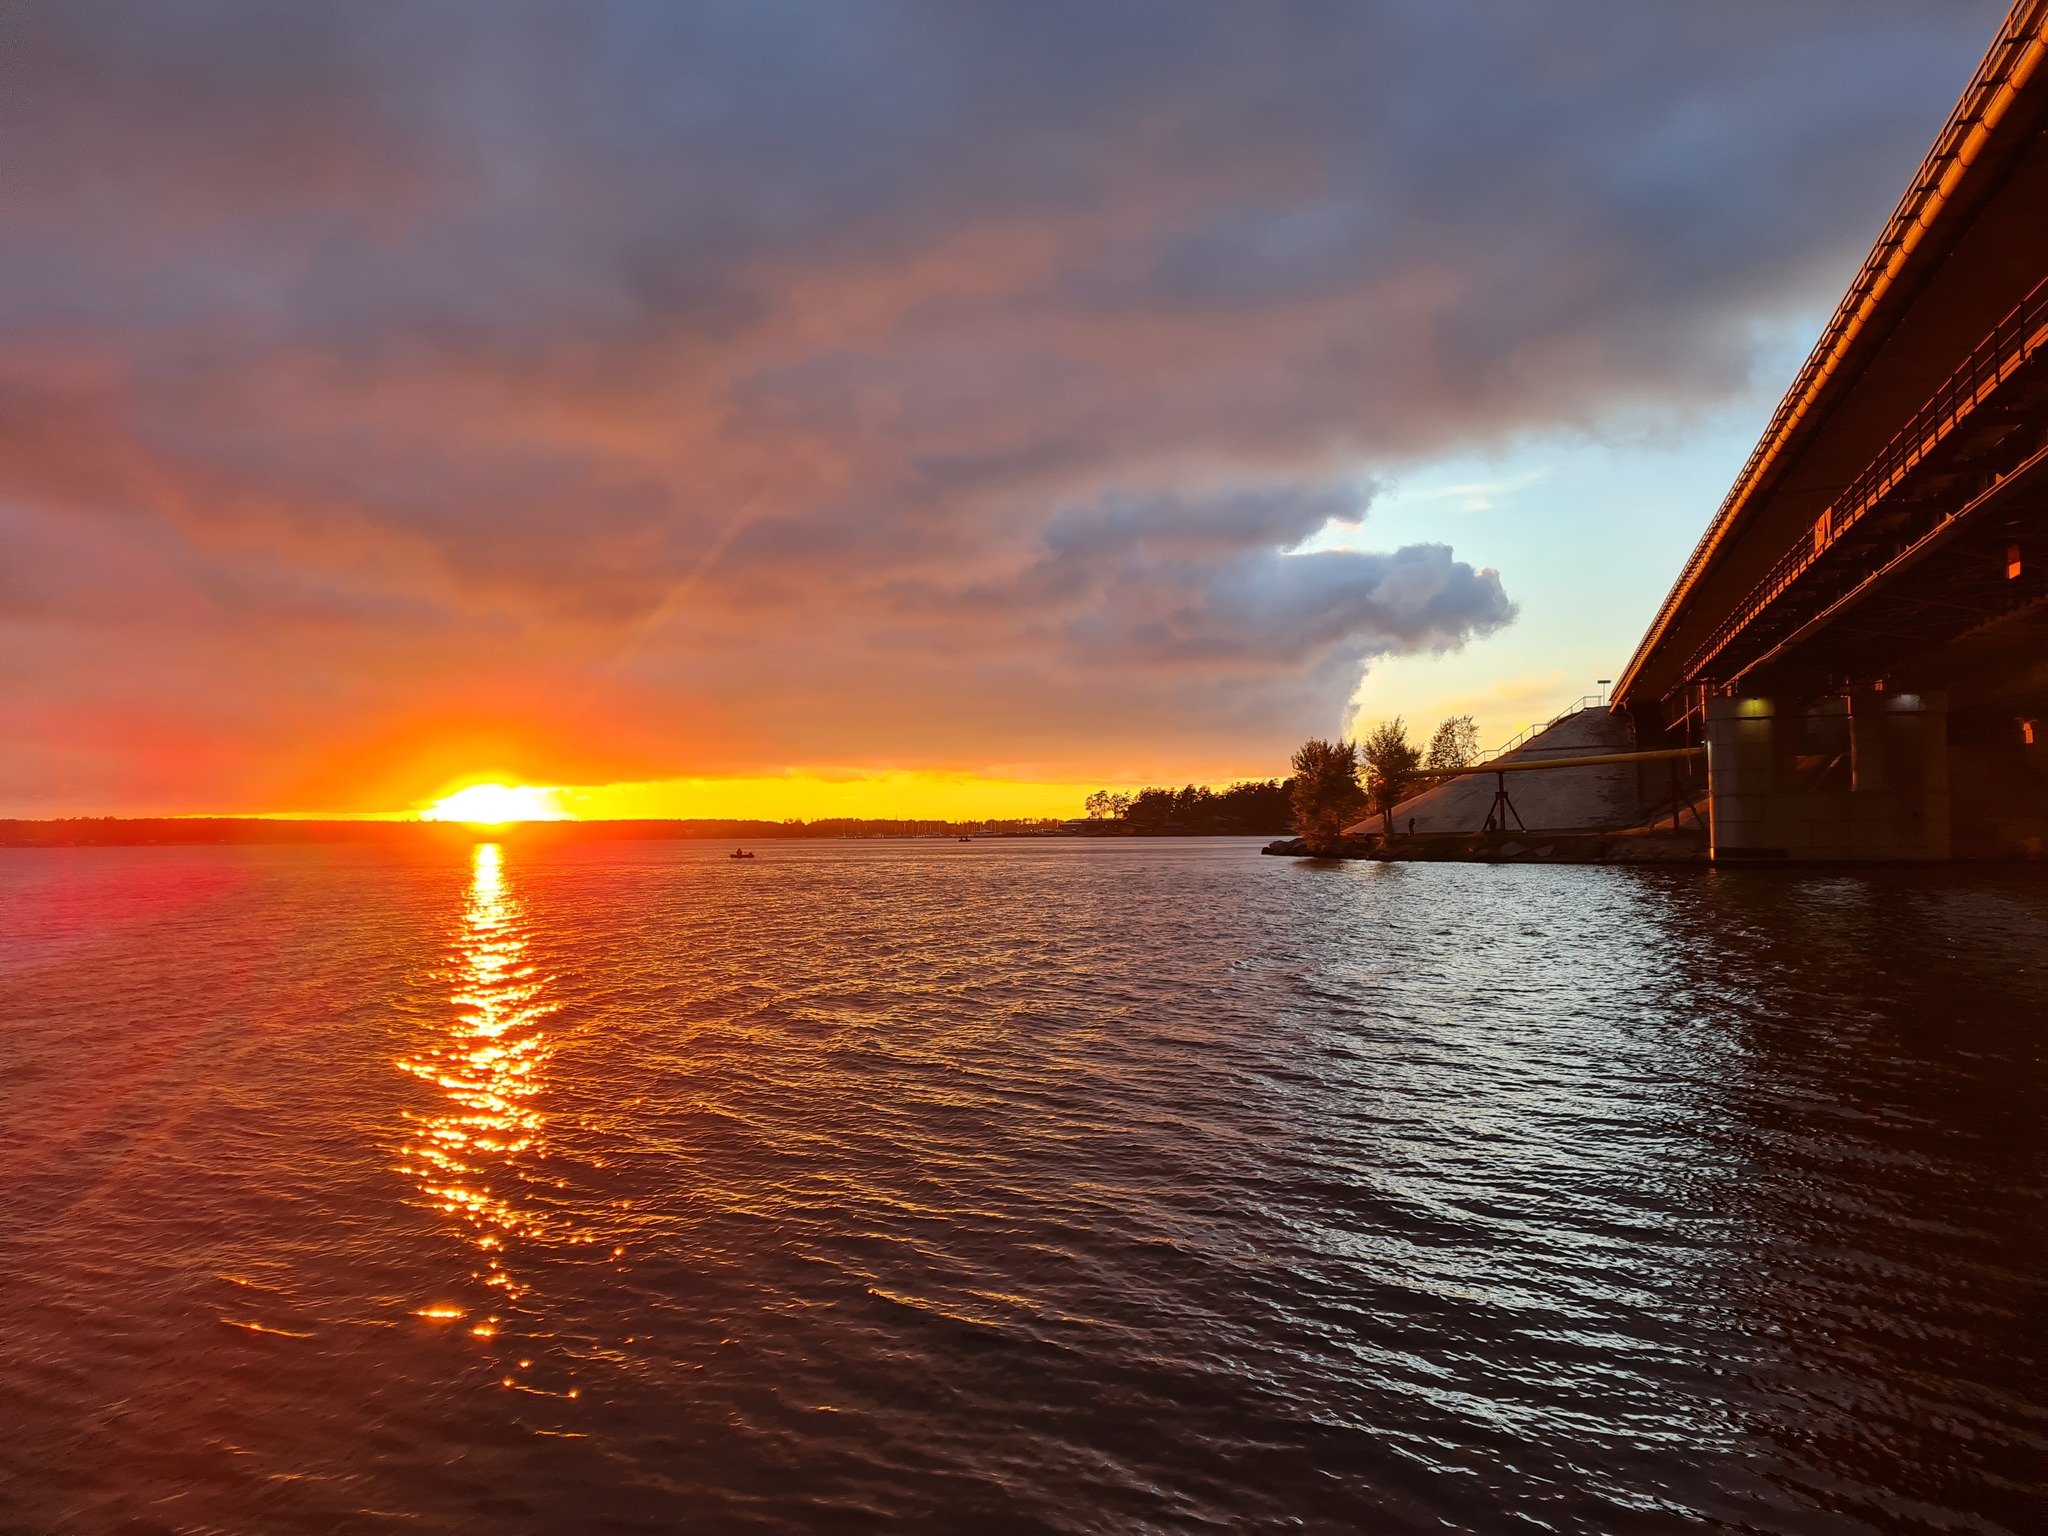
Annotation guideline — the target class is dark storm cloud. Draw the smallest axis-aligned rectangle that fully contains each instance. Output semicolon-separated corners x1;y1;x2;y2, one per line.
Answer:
0;0;2007;808
1042;485;1365;563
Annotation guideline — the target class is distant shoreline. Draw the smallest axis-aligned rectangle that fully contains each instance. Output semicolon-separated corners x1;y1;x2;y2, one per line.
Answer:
0;817;1073;848
0;817;1279;848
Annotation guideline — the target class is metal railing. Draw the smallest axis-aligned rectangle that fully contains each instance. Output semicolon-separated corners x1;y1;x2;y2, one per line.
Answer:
1685;267;2048;685
1616;2;2048;703
1483;695;1606;761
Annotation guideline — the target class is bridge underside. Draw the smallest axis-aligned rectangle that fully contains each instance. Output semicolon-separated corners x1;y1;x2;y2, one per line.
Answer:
1612;7;2048;859
1810;448;2048;858
1680;310;2048;716
1664;305;2048;860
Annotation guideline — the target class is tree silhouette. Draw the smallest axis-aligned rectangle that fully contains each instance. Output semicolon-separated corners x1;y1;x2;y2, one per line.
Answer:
1288;739;1362;854
1424;714;1481;772
1359;718;1422;837
1084;789;1132;820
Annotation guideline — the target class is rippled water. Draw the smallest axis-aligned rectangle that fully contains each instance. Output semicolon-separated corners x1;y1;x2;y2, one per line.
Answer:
2;839;2042;1534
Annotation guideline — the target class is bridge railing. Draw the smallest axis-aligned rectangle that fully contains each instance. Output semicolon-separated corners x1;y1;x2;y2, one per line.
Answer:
1685;266;2048;686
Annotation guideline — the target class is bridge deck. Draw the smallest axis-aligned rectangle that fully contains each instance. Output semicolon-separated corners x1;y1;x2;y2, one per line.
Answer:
1615;3;2048;722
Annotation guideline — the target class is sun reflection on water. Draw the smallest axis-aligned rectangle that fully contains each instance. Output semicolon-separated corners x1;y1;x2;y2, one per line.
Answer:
397;842;557;1300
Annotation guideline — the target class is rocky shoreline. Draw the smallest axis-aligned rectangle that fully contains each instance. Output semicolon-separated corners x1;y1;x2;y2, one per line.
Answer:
1262;828;1708;864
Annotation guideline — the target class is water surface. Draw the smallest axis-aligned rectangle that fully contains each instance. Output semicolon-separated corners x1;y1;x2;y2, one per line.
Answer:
1;839;2042;1533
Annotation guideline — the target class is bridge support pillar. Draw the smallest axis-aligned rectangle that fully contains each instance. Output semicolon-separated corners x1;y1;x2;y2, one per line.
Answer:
1705;691;1948;861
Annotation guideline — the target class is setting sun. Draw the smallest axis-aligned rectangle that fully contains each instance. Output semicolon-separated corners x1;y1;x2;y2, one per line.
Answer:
423;783;568;824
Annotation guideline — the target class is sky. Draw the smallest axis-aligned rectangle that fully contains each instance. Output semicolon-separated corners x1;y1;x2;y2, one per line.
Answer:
0;0;2011;819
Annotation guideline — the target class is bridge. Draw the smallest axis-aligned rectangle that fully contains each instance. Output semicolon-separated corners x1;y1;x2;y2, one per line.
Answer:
1611;0;2048;861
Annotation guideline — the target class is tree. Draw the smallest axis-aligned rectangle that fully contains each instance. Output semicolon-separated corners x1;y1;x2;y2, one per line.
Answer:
1289;738;1363;854
1359;717;1422;836
1214;779;1292;833
1087;780;1293;834
1424;714;1481;773
1125;787;1179;826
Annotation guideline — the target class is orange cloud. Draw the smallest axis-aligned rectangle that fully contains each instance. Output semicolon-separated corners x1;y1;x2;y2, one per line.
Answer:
0;2;2000;814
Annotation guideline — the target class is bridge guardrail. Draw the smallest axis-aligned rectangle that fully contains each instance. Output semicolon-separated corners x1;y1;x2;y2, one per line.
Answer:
1685;267;2048;685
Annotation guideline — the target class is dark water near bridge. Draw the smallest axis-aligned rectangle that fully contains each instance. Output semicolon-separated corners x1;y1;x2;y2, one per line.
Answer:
1;839;2042;1534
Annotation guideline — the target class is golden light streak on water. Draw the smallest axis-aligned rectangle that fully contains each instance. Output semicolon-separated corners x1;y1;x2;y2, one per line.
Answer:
396;842;557;1299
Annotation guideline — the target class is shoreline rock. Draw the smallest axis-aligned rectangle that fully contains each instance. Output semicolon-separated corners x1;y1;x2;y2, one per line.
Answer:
1262;829;1708;864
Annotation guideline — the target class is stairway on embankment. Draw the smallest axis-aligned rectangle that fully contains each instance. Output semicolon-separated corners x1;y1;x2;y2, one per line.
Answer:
1347;704;1644;837
1267;703;1708;861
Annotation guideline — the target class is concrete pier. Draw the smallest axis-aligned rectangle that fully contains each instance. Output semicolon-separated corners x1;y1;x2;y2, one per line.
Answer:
1704;692;1948;861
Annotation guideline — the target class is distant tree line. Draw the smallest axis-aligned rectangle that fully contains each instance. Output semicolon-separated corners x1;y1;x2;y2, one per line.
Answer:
1082;780;1294;834
800;817;1060;838
0;816;1066;848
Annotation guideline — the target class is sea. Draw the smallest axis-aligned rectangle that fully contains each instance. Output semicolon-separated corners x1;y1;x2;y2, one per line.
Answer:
1;838;2042;1534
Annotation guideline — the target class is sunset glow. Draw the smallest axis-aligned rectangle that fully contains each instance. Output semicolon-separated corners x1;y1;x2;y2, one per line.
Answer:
0;0;2014;836
394;841;561;1302
6;5;2039;1531
424;784;569;825
5;4;1996;823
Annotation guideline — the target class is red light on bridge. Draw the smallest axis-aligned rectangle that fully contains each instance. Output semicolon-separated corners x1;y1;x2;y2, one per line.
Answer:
2024;720;2037;747
2007;543;2022;579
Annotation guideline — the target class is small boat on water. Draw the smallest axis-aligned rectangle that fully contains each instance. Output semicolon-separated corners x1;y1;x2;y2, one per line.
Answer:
729;847;756;860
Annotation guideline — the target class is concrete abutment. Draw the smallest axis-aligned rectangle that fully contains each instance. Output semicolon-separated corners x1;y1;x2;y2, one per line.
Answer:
1703;692;1948;862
